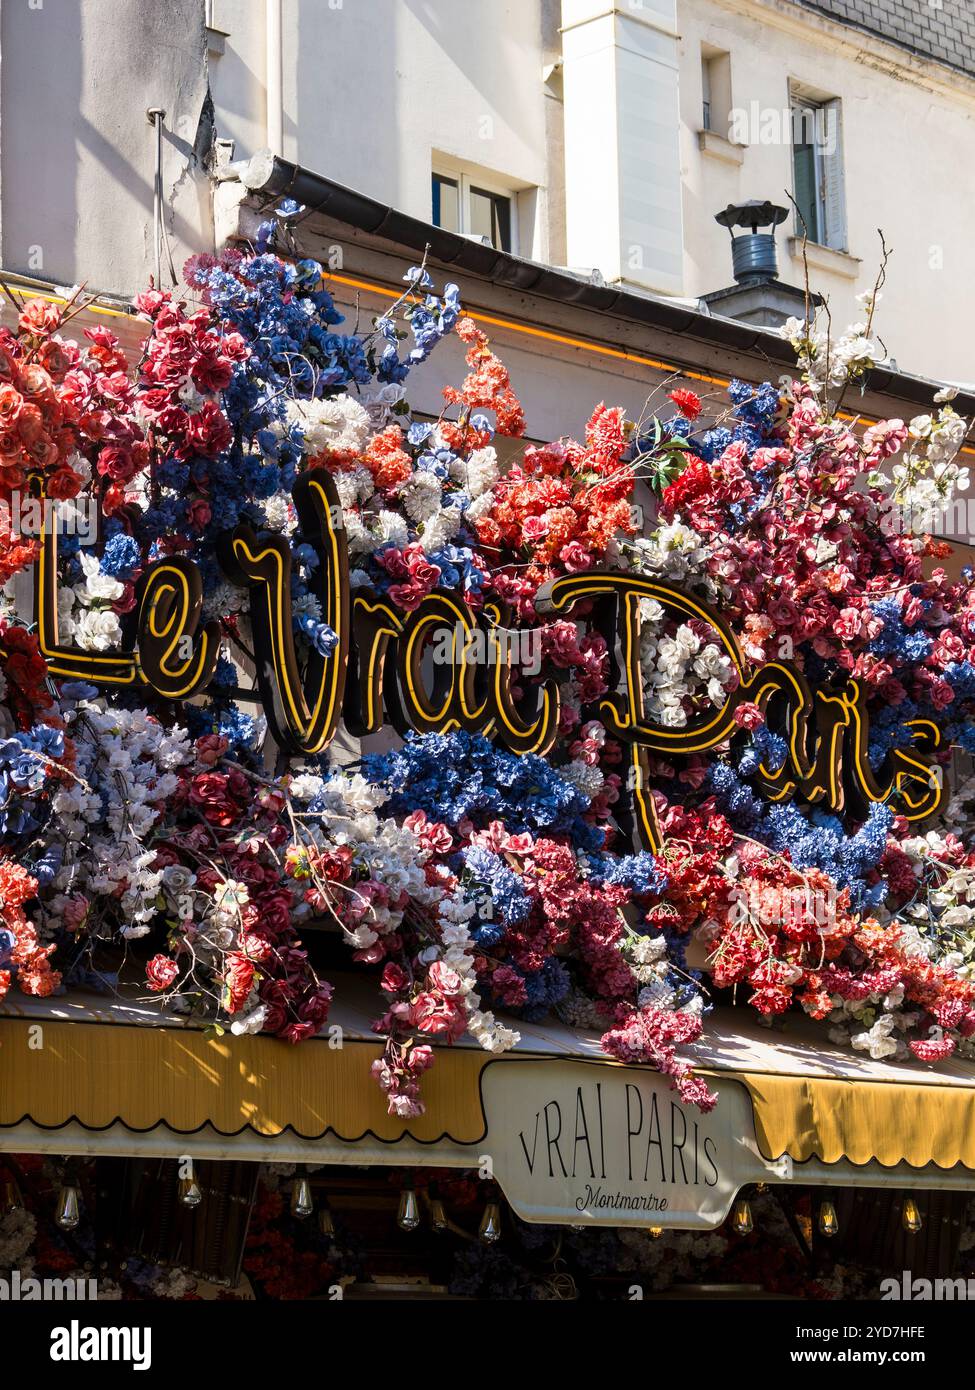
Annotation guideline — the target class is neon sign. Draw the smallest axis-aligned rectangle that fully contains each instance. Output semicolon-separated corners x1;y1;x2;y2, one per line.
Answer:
33;473;946;852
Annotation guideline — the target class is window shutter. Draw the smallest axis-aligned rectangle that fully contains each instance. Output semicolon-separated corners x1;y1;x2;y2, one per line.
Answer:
821;99;847;252
792;111;819;242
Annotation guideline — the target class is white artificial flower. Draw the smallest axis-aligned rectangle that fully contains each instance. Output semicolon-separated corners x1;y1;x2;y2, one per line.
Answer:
417;503;464;554
289;772;326;802
231;1005;268;1036
559;759;605;799
375;509;410;548
464;490;496;523
400;471;442;523
77;552;124;603
202;580;247;621
288;394;372;457
851;1015;898;1061
333;464;374;508
358;382;408;429
161;864;196;895
264;492;294;530
74;608;123;651
451;445;499;500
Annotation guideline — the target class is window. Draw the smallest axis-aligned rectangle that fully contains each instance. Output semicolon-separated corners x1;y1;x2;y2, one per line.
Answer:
431;174;461;234
791;95;847;251
431;169;514;252
701;46;732;138
469;186;512;252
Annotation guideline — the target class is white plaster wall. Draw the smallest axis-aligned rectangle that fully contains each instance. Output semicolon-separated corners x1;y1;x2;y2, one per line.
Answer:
209;0;555;258
562;0;684;293
0;0;214;298
0;0;971;388
678;0;975;383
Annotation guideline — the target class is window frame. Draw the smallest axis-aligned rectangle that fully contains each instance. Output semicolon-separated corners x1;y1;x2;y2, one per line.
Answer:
431;172;461;236
789;89;847;254
700;45;732;139
431;167;517;254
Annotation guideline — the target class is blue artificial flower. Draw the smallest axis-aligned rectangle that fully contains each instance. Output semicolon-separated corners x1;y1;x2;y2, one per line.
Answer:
404;266;434;290
407;421;434;447
361;731;600;848
99;532;141;580
296;613;339;658
461;845;532;928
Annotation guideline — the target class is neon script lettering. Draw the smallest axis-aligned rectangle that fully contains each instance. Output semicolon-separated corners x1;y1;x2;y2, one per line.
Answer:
33;474;945;851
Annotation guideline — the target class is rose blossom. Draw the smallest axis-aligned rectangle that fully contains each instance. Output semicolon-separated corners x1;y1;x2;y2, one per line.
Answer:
146;954;179;992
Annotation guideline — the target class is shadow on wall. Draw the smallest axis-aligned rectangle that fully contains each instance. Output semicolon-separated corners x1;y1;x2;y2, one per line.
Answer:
0;0;82;286
292;0;546;214
0;0;214;297
294;0;400;204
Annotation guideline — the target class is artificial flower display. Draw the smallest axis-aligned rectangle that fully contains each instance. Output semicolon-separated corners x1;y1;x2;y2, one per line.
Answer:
1;212;974;1121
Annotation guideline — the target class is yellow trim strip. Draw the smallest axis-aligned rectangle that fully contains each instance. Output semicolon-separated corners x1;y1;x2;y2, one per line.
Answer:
326;270;975;452
0;282;134;322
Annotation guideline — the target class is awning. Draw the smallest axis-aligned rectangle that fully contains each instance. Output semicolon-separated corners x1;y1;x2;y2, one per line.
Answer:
683;1014;975;1170
0;991;487;1145
3;982;975;1228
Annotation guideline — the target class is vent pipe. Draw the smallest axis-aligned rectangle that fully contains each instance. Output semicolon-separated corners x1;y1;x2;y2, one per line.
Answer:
715;200;788;284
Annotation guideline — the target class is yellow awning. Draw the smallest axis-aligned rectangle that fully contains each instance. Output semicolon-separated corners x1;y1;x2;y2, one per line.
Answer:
4;986;975;1173
687;1010;975;1170
0;1015;488;1144
727;1073;975;1169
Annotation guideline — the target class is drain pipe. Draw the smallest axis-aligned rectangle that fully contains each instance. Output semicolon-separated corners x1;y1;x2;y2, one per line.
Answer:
147;107;165;288
266;0;283;157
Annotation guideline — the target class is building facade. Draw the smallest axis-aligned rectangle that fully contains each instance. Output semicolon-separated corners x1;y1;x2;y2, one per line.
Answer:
2;1;975;1307
0;1;971;385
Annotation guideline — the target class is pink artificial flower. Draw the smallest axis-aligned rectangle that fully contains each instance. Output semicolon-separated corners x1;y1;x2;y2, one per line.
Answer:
909;1034;956;1063
732;701;764;731
380;962;410;994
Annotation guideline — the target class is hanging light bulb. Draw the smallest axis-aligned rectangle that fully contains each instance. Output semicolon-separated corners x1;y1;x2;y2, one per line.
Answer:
291;1168;314;1220
428;1182;448;1233
902;1196;923;1234
817;1200;839;1238
317;1200;335;1238
397;1182;420;1232
56;1162;82;1232
648;1225;663;1240
731;1197;753;1235
177;1159;203;1209
1;1177;23;1213
478;1195;502;1244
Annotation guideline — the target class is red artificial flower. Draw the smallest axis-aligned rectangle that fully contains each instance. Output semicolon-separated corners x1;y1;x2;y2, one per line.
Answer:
668;387;702;421
146;954;179;992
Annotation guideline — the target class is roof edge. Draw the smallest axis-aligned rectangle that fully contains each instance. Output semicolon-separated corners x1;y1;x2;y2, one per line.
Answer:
228;152;974;416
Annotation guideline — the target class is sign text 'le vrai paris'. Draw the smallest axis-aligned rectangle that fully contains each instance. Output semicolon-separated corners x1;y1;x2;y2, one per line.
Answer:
32;473;946;851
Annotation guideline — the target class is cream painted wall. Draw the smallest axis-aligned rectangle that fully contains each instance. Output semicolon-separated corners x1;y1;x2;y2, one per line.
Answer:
0;0;213;299
678;0;975;383
205;0;975;381
0;0;970;387
209;0;556;261
561;0;684;293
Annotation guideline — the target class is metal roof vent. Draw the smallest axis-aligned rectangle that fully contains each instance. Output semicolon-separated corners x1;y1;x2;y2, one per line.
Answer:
715;200;788;284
